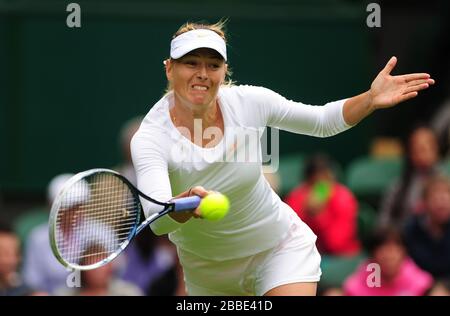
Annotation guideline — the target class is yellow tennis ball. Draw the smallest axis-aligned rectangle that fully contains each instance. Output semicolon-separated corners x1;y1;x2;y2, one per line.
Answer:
199;193;230;221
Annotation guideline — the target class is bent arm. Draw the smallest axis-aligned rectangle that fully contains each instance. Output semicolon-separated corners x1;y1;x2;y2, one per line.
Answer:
131;131;187;235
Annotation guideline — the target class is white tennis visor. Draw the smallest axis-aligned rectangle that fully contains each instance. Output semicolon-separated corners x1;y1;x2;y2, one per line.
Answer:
170;29;227;61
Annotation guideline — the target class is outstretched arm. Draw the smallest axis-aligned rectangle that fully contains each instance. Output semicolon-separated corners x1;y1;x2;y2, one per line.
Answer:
343;56;435;126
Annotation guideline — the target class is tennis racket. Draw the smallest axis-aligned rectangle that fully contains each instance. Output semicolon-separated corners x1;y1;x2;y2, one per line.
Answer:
48;168;200;270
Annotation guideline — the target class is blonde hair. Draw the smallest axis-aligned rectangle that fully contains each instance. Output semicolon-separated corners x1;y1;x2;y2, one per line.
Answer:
173;20;228;41
164;19;234;93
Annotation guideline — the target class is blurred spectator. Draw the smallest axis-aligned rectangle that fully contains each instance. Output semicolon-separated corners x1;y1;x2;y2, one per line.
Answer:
173;259;188;296
146;253;187;296
21;174;76;294
0;220;41;296
23;173;129;295
116;116;143;186
431;98;450;158
55;244;142;296
120;226;183;296
403;174;450;279
379;124;441;226
343;225;433;296
285;154;361;256
115;117;185;295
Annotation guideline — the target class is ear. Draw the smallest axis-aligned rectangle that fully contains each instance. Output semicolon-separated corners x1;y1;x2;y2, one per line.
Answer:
165;59;173;81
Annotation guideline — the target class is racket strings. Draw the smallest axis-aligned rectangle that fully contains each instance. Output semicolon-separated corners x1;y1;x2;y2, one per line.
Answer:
55;173;139;267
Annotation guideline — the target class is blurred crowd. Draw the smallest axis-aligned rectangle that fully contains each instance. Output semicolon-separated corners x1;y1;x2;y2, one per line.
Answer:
0;117;186;296
280;107;450;296
1;101;450;296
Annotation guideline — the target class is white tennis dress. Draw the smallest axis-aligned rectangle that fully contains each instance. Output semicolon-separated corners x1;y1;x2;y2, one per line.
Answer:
131;85;352;295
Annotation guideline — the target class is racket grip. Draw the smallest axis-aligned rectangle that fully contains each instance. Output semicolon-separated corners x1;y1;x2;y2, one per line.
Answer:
172;196;201;212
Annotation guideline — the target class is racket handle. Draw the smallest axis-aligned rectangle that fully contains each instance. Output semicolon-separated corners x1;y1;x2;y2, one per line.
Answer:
172;195;201;212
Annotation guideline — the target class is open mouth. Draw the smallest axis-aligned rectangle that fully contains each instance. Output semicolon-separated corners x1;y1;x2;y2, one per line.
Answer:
191;85;209;91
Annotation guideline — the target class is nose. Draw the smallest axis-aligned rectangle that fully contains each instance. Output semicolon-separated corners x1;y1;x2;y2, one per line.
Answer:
196;64;208;80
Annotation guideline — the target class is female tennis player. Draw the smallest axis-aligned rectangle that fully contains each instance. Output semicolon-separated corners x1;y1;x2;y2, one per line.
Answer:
130;21;435;296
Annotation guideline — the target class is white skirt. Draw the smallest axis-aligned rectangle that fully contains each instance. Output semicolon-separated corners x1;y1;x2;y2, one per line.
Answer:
178;213;322;296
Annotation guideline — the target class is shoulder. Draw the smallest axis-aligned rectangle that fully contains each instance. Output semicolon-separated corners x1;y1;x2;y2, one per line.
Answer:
402;257;434;290
335;183;357;198
342;260;370;294
136;95;172;135
220;84;279;101
131;95;174;152
27;223;49;245
286;184;309;200
403;257;432;277
284;185;308;211
219;85;283;121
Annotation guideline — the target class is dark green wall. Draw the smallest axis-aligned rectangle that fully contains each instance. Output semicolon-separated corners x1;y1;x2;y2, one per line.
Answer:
0;18;5;195
0;0;374;193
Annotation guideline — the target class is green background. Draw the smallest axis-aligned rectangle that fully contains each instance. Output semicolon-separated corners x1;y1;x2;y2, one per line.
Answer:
1;0;446;196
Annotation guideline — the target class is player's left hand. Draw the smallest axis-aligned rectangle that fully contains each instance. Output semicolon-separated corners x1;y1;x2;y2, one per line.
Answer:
369;56;435;110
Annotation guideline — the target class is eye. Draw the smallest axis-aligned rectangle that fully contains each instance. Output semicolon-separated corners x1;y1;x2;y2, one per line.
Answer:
183;60;197;67
209;63;221;70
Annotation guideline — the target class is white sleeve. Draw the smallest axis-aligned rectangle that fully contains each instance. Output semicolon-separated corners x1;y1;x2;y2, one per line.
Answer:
245;86;353;137
130;130;184;236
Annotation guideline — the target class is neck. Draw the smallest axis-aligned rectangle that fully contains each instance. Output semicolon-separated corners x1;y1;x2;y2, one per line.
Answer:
171;94;220;129
170;93;224;148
